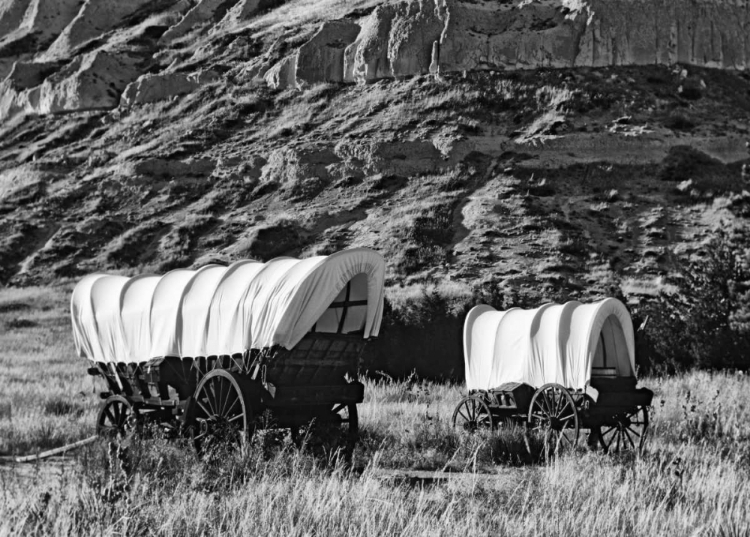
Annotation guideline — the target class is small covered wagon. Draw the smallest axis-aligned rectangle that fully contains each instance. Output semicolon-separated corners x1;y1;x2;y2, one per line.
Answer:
71;248;385;453
453;298;653;454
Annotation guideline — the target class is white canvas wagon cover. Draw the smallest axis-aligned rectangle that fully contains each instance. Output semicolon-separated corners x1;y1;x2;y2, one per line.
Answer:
71;248;385;363
463;298;635;392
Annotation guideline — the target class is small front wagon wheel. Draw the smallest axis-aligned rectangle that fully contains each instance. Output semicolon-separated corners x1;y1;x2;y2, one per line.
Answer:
527;383;579;457
97;395;134;439
185;369;256;455
452;396;494;432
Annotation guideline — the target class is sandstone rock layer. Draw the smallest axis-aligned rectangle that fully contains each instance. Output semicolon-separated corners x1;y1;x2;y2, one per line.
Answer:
288;0;750;89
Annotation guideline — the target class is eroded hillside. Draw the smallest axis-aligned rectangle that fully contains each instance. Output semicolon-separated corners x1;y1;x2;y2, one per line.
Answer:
0;0;749;305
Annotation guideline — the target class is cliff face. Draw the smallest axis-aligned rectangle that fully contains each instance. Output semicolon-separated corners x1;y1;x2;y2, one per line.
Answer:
333;0;750;85
0;0;748;120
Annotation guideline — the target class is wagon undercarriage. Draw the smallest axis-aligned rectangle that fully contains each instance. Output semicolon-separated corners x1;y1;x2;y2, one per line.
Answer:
92;333;366;454
452;378;654;455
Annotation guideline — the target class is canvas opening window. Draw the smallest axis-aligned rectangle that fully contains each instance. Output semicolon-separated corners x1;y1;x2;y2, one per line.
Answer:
311;273;369;335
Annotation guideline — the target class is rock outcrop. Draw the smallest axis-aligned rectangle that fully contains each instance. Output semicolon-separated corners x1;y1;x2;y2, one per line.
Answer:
0;0;31;37
220;0;283;24
438;0;750;72
264;54;297;89
120;70;218;106
37;51;140;114
160;0;238;42
43;0;154;59
276;0;750;90
0;60;60;119
0;0;747;120
2;0;84;48
296;20;360;84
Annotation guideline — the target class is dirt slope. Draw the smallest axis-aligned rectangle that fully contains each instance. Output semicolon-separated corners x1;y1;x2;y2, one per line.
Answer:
0;0;748;305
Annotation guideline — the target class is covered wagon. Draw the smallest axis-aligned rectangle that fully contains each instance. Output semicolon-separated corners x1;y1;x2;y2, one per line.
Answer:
71;248;385;453
453;298;653;454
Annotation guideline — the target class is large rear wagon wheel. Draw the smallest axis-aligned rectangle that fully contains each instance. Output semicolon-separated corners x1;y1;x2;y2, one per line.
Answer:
97;395;134;439
185;369;256;455
527;383;579;457
599;406;649;454
452;396;494;432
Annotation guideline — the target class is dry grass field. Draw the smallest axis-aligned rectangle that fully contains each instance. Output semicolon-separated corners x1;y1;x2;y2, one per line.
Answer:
2;286;750;536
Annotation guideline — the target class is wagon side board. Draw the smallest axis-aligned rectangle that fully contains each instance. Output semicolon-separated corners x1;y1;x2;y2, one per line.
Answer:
87;333;369;420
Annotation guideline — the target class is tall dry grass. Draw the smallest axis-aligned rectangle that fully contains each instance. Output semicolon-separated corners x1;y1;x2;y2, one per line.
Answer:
1;286;749;536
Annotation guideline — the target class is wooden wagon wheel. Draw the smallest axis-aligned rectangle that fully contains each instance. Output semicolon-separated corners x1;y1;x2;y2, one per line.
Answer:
97;395;134;438
452;396;494;432
185;369;256;454
527;383;579;455
599;406;649;454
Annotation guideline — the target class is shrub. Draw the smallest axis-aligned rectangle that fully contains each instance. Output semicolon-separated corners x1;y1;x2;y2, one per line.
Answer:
657;146;722;182
637;227;750;371
663;114;696;131
363;287;471;380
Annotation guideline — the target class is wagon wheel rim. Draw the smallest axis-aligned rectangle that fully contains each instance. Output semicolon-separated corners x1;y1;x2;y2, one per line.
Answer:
189;370;253;454
97;396;133;439
599;406;649;454
527;384;579;456
452;396;494;432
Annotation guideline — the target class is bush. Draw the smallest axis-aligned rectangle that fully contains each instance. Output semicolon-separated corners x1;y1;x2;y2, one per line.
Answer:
363;288;468;380
638;227;750;372
657;146;723;182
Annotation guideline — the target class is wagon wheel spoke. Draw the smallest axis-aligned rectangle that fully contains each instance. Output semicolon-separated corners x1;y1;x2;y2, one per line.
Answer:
206;378;220;415
553;390;564;415
105;407;117;426
626;425;642;438
214;377;225;416
458;408;471;422
224;395;240;419
196;399;212;419
215;378;227;416
623;428;636;449
221;379;234;418
541;391;554;416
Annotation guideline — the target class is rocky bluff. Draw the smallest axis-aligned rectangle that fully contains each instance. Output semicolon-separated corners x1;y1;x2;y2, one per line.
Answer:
0;0;748;119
